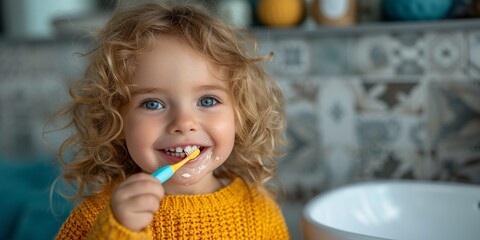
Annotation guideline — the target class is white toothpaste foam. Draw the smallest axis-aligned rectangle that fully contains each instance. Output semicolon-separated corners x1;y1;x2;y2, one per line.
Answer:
181;173;192;178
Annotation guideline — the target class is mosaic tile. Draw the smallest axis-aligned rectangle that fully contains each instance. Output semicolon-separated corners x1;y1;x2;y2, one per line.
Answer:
354;81;426;114
390;33;429;76
256;36;277;75
427;81;480;146
356;115;427;180
354;33;428;78
273;39;312;75
277;79;326;201
468;30;480;80
427;81;480;183
317;78;359;188
352;81;389;112
389;81;428;115
427;31;468;79
433;145;480;183
310;37;350;75
278;77;363;197
353;34;394;76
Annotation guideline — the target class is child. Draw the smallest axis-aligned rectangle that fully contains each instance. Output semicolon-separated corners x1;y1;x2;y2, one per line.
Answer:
54;2;288;239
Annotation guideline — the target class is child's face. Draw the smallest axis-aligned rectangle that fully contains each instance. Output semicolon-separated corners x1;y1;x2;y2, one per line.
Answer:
121;36;236;194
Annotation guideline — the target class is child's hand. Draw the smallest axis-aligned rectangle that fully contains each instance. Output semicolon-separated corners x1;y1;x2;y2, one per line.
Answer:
110;173;164;232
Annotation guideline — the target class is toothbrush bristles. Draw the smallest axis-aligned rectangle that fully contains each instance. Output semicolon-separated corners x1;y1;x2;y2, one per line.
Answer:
184;146;198;156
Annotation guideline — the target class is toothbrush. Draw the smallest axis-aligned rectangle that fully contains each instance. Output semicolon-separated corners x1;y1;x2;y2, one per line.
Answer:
152;146;200;183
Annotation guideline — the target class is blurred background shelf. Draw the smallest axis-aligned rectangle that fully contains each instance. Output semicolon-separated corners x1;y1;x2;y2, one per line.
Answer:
254;18;480;36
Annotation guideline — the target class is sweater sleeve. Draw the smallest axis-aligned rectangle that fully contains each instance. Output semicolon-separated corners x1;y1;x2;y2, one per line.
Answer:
264;196;291;239
86;204;152;240
269;206;290;239
55;200;94;239
56;196;152;240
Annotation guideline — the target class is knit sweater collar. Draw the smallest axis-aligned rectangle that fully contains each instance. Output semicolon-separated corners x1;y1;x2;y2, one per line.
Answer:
159;177;251;210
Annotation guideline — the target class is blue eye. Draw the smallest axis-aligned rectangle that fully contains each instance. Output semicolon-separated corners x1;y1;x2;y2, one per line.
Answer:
199;97;218;107
143;100;164;110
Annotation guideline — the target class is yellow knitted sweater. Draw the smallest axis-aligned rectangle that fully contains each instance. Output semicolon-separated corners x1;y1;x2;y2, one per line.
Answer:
56;178;290;239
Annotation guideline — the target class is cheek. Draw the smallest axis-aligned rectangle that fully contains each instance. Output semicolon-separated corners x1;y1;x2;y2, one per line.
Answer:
211;114;236;147
209;116;236;168
123;116;159;157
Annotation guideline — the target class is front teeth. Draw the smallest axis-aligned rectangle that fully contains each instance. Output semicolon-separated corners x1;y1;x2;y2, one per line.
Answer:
164;145;199;157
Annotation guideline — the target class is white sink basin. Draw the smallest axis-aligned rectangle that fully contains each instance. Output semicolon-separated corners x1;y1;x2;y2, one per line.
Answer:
302;181;480;240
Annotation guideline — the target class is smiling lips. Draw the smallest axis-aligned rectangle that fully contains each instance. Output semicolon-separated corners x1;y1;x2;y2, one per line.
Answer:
161;145;203;159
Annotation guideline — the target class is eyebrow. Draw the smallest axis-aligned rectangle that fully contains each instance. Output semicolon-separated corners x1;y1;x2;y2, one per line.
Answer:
196;83;228;93
130;87;166;96
130;83;228;96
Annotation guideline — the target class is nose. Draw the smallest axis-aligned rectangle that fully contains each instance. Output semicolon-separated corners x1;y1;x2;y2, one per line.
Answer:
167;108;198;135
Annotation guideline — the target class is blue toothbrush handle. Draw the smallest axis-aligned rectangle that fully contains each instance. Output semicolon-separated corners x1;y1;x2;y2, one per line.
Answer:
152;165;174;183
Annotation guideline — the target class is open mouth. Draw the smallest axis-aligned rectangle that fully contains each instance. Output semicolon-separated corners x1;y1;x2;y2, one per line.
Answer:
161;145;204;158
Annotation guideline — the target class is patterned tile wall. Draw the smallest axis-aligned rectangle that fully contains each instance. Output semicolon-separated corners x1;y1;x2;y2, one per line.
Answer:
257;26;480;203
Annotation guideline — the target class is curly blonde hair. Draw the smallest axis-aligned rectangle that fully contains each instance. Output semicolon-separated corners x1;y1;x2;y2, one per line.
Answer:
54;2;286;199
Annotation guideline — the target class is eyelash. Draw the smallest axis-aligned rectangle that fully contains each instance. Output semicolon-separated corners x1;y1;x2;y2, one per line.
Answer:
141;98;164;110
198;96;221;107
139;96;221;110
